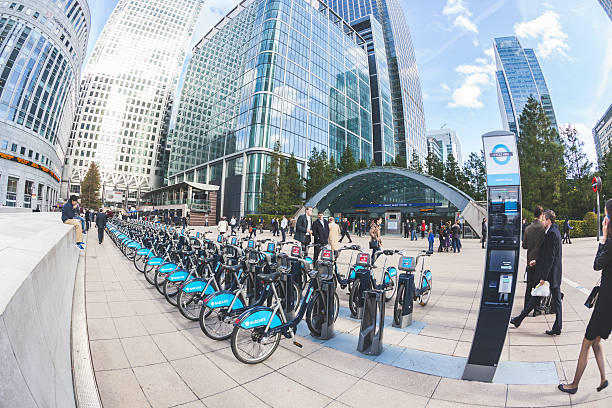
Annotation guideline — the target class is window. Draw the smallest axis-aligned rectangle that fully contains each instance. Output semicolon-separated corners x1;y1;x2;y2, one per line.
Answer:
0;139;7;150
11;143;17;152
20;147;25;155
24;180;33;208
6;176;18;207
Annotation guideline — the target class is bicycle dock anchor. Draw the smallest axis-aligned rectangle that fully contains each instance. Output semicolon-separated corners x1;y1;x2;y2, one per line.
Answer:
393;273;414;328
355;269;372;319
318;279;336;340
357;289;384;356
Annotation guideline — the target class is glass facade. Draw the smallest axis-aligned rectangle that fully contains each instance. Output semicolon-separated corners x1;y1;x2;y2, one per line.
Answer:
0;0;89;210
65;0;203;204
326;0;427;162
168;0;372;216
426;128;462;166
599;0;612;21
593;103;612;159
494;36;558;138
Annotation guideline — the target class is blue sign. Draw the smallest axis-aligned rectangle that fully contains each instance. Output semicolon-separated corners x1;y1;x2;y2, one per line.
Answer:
354;203;442;208
490;144;513;165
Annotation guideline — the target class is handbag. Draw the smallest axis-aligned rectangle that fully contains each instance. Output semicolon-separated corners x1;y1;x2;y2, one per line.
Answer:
369;239;378;249
531;281;550;297
585;278;601;309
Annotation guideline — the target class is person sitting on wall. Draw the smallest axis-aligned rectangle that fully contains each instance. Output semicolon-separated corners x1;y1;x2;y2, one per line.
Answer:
62;195;85;250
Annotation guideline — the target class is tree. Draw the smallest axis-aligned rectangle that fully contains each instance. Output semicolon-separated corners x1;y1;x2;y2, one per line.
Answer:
517;96;565;212
327;155;339;180
81;162;102;209
392;154;407;168
259;143;283;214
443;153;461;188
339;146;358;175
462;151;486;201
409;150;423;173
282;154;304;212
357;158;368;169
305;149;329;200
425;150;444;180
560;124;593;219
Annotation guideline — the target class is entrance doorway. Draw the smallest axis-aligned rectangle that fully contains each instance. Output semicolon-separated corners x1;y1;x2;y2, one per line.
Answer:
385;212;401;235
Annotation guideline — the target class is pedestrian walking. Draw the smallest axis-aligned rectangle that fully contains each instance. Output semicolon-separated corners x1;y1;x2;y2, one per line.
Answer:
280;215;288;242
182;215;187;229
369;218;382;261
339;217;352;243
427;229;434;253
558;199;612;395
411;219;417;240
521;206;546;309
84;208;91;231
312;212;329;261
328;216;340;257
421;220;426;239
218;216;229;236
451;221;461;253
230;216;237;235
294;207;313;255
438;226;445;252
481;217;487;249
563;219;572;244
95;208;107;244
511;209;563;335
403;219;410;239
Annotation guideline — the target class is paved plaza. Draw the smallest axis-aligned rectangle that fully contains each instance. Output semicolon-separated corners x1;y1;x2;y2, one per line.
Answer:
84;229;612;407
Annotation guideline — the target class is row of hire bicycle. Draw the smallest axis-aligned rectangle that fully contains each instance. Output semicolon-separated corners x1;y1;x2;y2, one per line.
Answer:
105;219;433;364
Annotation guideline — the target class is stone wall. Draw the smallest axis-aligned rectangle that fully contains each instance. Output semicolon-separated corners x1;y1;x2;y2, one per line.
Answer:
0;213;80;407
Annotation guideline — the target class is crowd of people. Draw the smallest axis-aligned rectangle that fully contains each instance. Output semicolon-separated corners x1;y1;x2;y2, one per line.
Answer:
60;195;109;249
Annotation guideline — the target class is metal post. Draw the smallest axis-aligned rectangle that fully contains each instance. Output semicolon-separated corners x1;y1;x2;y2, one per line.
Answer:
597;191;601;242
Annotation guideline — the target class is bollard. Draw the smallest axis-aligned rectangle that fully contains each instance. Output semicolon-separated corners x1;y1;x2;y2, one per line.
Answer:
357;289;385;355
393;273;414;328
354;269;372;318
319;278;336;340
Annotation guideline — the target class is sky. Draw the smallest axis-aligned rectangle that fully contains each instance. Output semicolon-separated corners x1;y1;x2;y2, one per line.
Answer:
85;0;612;163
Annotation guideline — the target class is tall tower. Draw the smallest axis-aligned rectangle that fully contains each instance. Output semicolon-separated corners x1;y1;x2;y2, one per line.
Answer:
598;0;612;21
326;0;427;162
0;0;90;210
493;36;558;138
65;0;203;207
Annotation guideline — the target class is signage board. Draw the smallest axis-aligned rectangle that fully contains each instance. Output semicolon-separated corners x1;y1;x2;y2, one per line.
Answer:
482;134;520;186
106;191;124;202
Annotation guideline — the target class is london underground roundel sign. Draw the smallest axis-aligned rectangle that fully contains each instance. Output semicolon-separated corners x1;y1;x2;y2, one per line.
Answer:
593;176;601;193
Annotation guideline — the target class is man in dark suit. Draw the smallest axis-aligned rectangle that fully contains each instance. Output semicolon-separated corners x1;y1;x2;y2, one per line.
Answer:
511;209;563;335
95;208;108;244
339;218;352;243
481;218;487;248
522;205;546;309
311;211;329;261
294;206;313;255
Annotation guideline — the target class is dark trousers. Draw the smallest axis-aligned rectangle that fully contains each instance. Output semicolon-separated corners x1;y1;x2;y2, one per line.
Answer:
281;228;286;242
97;227;104;244
516;285;562;332
524;266;537;309
314;243;324;262
339;230;352;243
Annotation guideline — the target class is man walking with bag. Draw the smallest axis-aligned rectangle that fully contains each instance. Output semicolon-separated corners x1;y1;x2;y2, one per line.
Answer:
522;205;546;309
95;208;107;244
511;209;563;335
294;207;313;255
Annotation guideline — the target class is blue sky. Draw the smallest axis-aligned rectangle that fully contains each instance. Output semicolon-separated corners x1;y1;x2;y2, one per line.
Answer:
86;0;612;162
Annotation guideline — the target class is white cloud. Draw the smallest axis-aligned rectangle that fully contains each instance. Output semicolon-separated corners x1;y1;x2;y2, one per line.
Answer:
563;123;597;163
514;11;569;59
448;49;496;108
443;0;478;33
441;83;451;91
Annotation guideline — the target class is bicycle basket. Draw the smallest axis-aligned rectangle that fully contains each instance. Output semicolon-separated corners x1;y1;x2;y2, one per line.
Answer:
276;253;290;269
247;250;260;264
356;252;370;267
317;263;334;280
398;256;416;272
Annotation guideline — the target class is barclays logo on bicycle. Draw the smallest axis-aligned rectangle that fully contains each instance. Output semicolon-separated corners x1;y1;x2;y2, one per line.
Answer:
244;317;267;327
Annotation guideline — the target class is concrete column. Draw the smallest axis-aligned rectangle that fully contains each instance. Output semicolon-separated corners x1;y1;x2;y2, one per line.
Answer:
219;159;226;218
239;152;247;218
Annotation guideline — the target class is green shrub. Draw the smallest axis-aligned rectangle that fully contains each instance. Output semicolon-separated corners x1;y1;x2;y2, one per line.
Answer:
557;219;596;238
522;208;533;221
246;214;291;229
583;212;598;237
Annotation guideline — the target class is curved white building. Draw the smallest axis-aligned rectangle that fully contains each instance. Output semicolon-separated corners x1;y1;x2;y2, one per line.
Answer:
0;0;90;210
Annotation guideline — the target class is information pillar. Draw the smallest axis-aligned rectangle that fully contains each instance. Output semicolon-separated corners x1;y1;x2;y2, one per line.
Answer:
463;130;522;382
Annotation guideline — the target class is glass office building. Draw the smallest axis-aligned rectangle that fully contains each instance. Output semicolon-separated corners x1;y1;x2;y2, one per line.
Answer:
0;0;90;210
326;0;427;162
64;0;203;206
494;36;558;138
599;0;612;21
167;0;372;216
426;128;462;166
593;103;612;159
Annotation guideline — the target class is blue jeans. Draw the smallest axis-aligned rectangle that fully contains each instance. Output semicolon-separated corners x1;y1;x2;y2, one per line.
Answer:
452;237;461;252
75;216;86;233
428;241;434;252
411;230;417;240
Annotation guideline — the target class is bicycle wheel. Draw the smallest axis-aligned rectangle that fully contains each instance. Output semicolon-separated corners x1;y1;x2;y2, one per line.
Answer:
177;290;201;321
133;254;147;273
394;281;406;325
419;275;431;306
306;292;326;336
230;325;281;364
154;270;169;295
163;279;181;306
383;272;397;303
200;305;233;340
348;279;361;317
144;263;157;286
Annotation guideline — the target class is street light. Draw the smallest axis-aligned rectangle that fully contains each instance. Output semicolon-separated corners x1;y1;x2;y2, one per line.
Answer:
593;176;602;241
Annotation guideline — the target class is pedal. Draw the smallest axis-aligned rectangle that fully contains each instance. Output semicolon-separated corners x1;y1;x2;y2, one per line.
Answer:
293;341;303;348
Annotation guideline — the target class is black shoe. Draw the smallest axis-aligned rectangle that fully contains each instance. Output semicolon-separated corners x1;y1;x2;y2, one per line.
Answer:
558;384;577;394
545;329;561;336
597;380;608;392
510;317;520;328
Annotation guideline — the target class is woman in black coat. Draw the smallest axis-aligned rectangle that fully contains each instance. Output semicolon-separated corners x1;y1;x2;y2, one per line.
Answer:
558;199;612;394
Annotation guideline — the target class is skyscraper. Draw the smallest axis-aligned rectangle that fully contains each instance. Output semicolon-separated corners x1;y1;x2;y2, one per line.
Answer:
164;0;372;216
64;0;203;206
0;0;90;210
426;128;462;166
598;0;612;21
593;103;612;159
326;0;427;162
494;36;558;138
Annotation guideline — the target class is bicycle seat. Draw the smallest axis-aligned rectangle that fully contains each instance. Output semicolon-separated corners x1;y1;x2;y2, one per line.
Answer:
224;264;242;272
257;271;281;282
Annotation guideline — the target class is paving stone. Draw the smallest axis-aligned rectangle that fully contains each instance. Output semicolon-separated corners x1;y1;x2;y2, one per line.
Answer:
506;384;571;407
113;316;148;338
279;357;358;399
363;362;440;398
306;346;377;378
109;300;138;317
139;313;178;334
202;386;267;408
96;368;149;408
152;331;201;361
90;339;129;371
86;301;111;318
244;372;331;408
121;335;166;367
337;378;428;408
88;318;118;340
133;362;196;408
172;355;237;398
432;377;507;407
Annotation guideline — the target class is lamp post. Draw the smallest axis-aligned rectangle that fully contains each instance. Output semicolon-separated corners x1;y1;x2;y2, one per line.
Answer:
593;176;602;241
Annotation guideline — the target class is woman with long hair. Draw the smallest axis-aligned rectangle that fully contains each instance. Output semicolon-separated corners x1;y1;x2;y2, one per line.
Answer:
558;199;612;394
